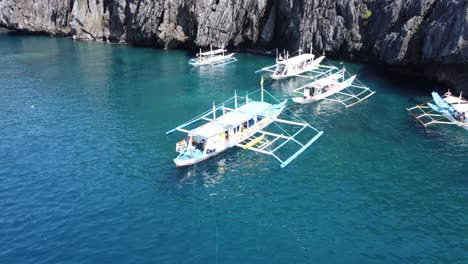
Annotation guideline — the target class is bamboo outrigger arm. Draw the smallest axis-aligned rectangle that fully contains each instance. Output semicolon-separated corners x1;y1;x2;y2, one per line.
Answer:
235;113;324;168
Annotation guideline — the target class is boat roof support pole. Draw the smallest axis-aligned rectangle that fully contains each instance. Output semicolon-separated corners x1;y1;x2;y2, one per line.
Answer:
234;90;238;109
261;77;264;102
212;101;216;122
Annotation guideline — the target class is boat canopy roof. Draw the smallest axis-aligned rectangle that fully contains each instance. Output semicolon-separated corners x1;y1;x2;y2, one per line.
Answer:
190;101;272;138
278;53;314;66
452;103;468;112
442;96;468;112
308;72;342;88
453;104;468;112
197;49;227;56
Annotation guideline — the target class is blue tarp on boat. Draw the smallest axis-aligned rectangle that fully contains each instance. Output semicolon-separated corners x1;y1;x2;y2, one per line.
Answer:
431;92;455;114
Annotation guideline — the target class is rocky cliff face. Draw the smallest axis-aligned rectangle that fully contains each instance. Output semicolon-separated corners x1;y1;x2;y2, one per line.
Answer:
0;0;467;90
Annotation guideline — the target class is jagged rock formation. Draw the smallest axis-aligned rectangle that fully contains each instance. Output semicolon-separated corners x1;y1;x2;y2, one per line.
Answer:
364;0;468;91
0;0;467;90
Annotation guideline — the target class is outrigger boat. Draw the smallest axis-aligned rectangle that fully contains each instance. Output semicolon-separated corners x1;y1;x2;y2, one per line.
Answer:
188;44;236;67
166;80;324;168
256;49;325;80
406;90;468;131
257;48;375;107
292;70;356;104
290;66;375;107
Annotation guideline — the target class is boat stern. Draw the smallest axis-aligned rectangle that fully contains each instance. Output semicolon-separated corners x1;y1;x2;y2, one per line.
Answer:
174;154;198;167
292;97;312;104
173;146;206;167
270;74;284;80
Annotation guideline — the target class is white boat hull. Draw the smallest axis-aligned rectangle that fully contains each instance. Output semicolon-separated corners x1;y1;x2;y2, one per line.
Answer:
189;53;236;67
292;96;316;104
174;149;224;167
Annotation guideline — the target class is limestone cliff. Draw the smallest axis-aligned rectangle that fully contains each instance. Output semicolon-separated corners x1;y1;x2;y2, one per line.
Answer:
0;0;467;90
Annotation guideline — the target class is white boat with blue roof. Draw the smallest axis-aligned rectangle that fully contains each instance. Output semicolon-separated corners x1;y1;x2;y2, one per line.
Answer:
166;80;324;168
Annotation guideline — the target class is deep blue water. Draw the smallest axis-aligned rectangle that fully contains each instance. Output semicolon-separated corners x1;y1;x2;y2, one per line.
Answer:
0;35;467;263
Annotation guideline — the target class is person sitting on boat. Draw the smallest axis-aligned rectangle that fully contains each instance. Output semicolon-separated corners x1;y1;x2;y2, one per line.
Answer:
196;139;205;151
460;111;466;123
444;90;452;97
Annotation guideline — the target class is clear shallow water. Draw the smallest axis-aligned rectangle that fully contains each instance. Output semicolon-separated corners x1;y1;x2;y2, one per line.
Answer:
0;35;466;263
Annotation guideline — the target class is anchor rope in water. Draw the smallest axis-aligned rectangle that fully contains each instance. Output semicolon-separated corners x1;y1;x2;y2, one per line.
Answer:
191;163;219;264
208;192;219;264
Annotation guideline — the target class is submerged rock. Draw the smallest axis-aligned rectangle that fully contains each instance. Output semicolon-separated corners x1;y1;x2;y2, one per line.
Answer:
0;0;466;91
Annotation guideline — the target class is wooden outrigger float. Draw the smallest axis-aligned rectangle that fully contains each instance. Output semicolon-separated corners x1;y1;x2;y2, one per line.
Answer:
406;90;468;131
189;44;237;67
166;80;323;168
256;49;325;80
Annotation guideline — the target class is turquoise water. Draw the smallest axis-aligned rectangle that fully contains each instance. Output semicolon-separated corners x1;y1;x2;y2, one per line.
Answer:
0;35;467;263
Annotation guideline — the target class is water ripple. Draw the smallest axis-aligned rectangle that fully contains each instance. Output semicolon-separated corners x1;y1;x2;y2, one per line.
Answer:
0;35;466;263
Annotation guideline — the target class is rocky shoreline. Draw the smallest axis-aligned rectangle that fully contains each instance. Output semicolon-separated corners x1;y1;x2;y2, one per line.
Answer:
1;0;466;92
